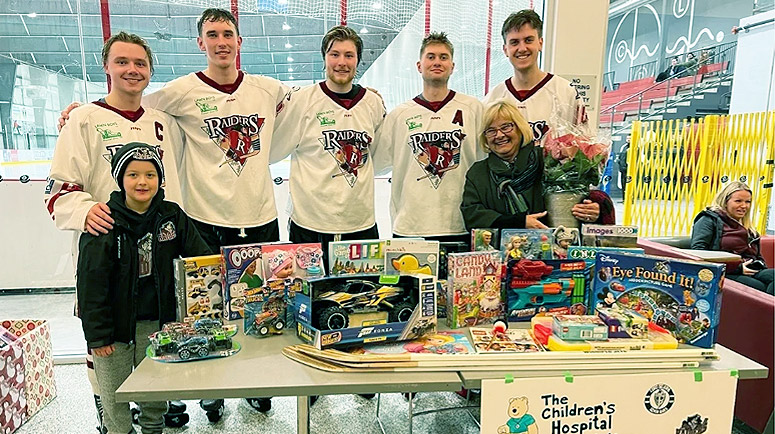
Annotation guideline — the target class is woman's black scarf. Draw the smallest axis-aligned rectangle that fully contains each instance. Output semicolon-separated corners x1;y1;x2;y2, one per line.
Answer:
488;141;543;214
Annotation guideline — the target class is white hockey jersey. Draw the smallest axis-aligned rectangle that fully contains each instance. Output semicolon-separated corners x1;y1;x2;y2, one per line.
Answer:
271;82;385;233
143;71;291;228
373;91;484;237
482;74;586;146
45;101;184;232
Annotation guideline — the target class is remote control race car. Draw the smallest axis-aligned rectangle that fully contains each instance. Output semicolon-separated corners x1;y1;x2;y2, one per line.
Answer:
313;279;414;330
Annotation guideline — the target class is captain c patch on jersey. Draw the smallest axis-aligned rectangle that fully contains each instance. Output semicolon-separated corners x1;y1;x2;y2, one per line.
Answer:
319;129;372;188
408;129;463;189
202;114;265;176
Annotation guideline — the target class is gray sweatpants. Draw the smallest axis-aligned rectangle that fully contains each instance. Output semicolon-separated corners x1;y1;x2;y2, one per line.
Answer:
93;320;167;434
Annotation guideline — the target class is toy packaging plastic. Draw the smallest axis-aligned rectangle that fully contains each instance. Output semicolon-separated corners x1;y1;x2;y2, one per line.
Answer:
552;315;608;341
329;239;386;276
500;229;553;260
596;305;649;338
221;244;264;320
471;228;499;252
550;226;580;259
173;255;225;322
295;274;437;349
581;224;639;247
469;327;543;353
147;319;240;362
592;252;725;348
383;239;440;277
506;258;590;322
243;279;288;337
445;251;504;328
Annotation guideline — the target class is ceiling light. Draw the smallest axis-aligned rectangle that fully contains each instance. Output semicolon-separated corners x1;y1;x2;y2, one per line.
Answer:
27;12;37;18
285;42;293;49
282;22;291;31
371;2;382;9
288;75;295;80
287;56;294;62
360;27;369;34
288;67;293;72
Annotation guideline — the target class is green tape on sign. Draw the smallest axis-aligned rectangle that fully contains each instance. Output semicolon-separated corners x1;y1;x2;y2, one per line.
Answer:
564;371;573;383
730;370;739;377
694;371;703;382
505;374;514;384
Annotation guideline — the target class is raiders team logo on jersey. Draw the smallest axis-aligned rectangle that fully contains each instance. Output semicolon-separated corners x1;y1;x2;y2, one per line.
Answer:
202;114;265;176
408;129;464;189
529;120;550;142
319;129;372;188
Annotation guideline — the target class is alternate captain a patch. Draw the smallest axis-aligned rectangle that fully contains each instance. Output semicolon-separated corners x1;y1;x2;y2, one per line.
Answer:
202;114;265;176
408;129;464;189
319;129;372;188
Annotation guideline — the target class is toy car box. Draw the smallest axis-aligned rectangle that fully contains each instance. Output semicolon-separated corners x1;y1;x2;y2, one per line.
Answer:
243;279;288;337
596;305;649;338
506;258;591;321
445;251;504;328
174;255;225;322
552;315;608;341
294;273;437;349
592;252;725;348
500;229;553;260
221;244;264;320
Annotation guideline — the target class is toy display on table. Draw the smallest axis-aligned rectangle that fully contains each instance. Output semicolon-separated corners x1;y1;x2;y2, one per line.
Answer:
147;318;239;363
581;224;638;247
505;258;590;321
329;239;386;276
551;226;580;259
295;274;437;349
384;239;440;276
173;255;225;322
472;228;499;251
469;326;543;353
551;314;608;341
445;251;504;328
500;229;553;260
244;279;288;337
591;252;725;348
221;244;263;320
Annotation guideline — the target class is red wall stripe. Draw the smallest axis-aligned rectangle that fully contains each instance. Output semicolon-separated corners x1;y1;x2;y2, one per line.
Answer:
99;0;112;90
484;0;493;95
425;0;431;35
231;0;241;69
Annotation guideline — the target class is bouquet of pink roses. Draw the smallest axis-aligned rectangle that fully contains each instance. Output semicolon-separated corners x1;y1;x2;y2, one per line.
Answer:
542;119;611;194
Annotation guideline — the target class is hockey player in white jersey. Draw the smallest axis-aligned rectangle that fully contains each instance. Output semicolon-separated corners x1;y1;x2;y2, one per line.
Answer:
483;9;613;225
271;26;385;266
44;32;191;433
372;32;484;244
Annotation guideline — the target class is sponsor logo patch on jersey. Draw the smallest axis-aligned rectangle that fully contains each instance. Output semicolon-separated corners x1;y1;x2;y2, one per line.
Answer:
195;96;218;114
319;129;372;188
158;221;177;242
202;114;265;176
405;115;423;131
408;129;464;189
316;110;336;126
96;122;122;140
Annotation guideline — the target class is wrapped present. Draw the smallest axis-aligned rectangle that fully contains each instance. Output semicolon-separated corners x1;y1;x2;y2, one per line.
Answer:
0;320;56;418
0;327;27;434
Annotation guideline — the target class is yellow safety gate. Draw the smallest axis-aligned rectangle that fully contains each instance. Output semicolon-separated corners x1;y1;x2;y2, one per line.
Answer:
623;111;774;237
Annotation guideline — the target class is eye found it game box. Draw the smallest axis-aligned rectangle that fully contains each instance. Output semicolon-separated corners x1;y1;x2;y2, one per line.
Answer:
592;252;725;348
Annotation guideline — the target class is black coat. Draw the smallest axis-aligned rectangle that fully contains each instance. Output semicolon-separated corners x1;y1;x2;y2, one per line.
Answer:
77;190;212;349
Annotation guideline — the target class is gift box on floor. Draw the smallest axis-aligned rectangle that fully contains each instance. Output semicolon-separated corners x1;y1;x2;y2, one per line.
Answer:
0;327;27;434
0;320;56;419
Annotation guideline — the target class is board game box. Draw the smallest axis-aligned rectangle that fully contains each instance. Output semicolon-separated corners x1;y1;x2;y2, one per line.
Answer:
221;244;264;320
592;252;725;348
383;239;440;277
329;239;386;276
500;229;553;260
581;224;639;247
445;251;504;328
173;255;224;322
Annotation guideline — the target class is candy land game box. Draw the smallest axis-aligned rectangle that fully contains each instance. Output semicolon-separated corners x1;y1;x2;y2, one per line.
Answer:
592;252;725;348
445;251;504;328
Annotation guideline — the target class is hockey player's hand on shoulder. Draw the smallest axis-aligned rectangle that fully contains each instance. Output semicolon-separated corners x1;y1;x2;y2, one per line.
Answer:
58;101;82;131
86;203;114;235
93;344;115;357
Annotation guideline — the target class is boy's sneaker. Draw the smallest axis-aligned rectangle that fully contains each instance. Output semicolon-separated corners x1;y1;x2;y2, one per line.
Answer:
358;393;376;399
246;397;272;412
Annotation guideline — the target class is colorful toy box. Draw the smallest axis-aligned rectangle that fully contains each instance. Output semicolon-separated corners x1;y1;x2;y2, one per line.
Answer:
550;226;580;259
295;274;437;349
581;224;639;247
471;228;499;251
243;279;289;337
173;255;224;322
384;239;440;277
0;320;56;422
500;229;553;260
596;305;649;338
445;251;504;328
592;252;725;348
552;315;608;341
329;239;386;276
221;244;264;320
506;259;591;321
261;243;325;282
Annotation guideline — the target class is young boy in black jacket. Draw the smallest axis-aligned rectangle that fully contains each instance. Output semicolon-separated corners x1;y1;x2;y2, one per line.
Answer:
77;142;211;434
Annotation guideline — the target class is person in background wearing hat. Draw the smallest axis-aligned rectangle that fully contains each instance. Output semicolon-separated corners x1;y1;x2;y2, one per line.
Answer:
77;142;211;434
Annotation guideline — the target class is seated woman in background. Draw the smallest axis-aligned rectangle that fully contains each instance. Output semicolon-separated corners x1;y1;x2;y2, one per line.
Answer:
691;181;773;294
460;100;613;231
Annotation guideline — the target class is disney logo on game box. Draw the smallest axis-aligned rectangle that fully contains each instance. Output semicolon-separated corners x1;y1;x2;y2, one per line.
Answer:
598;254;619;264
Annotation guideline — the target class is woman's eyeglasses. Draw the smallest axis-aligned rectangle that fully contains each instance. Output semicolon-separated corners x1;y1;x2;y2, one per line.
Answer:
484;122;516;139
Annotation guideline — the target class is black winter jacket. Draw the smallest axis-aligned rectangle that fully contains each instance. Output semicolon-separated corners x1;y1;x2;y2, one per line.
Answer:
77;190;211;349
690;209;724;251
